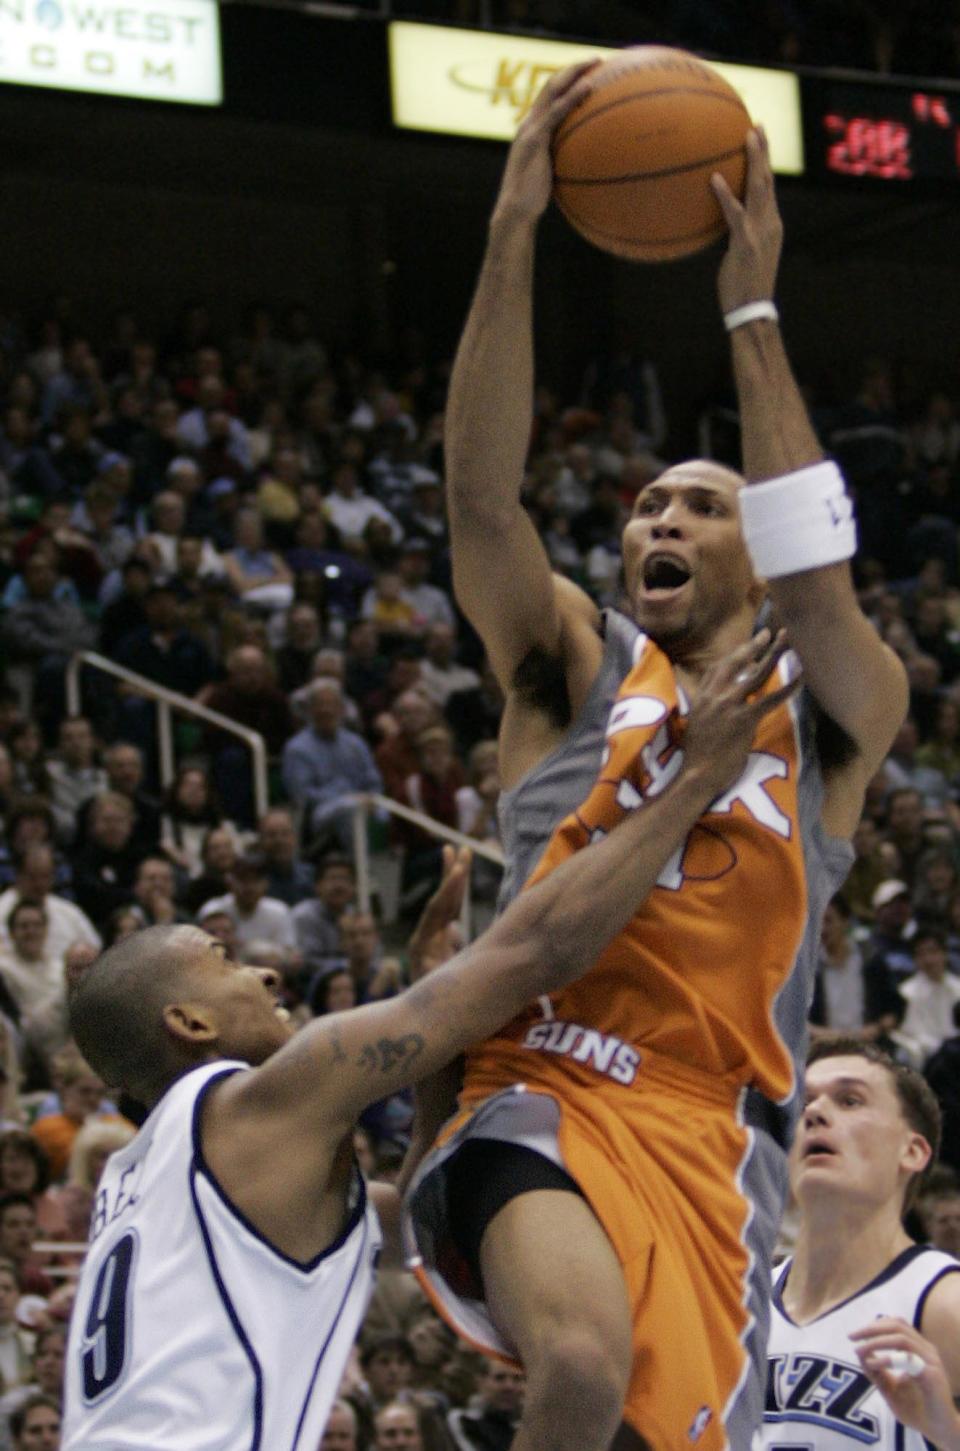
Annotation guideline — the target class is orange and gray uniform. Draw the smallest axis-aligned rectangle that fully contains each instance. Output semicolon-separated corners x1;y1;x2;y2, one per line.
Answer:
405;625;853;1450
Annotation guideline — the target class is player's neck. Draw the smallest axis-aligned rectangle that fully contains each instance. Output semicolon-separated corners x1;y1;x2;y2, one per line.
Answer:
787;1201;913;1324
667;607;761;694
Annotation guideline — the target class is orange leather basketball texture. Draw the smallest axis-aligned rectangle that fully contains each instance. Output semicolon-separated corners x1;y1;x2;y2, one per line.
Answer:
551;47;750;262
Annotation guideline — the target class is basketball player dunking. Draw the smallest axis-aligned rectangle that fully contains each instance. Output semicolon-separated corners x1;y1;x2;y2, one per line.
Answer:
403;65;909;1451
761;1037;960;1450
59;643;780;1451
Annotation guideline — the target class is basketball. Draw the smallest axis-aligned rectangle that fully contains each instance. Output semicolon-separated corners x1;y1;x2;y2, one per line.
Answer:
551;47;752;262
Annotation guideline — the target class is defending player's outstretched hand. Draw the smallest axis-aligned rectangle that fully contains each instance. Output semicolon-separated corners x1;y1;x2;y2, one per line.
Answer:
683;628;800;799
407;844;472;983
711;127;783;315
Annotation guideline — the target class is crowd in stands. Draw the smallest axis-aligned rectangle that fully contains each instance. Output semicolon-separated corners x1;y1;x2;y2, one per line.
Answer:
1;294;960;1446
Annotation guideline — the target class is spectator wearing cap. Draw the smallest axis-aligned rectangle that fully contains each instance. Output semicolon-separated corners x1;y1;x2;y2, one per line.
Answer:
892;926;960;1067
864;878;917;982
198;851;297;952
222;508;294;616
281;680;383;849
395;539;454;630
418;624;480;710
256;808;313;907
0;847;99;960
324;461;402;549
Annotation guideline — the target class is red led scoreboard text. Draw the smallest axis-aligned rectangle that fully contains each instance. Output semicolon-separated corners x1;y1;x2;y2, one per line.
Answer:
817;83;960;182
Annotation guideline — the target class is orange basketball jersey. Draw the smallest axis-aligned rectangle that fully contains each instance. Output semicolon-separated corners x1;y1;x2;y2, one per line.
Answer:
466;631;832;1109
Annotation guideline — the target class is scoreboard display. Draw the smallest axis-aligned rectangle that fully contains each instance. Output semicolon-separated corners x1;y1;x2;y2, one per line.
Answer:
806;77;960;183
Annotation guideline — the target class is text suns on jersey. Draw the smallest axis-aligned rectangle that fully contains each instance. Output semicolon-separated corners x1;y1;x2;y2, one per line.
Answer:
521;1020;640;1086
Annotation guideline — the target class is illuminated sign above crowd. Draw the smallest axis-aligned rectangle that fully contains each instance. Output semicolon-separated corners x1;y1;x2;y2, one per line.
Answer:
0;0;222;105
388;20;805;177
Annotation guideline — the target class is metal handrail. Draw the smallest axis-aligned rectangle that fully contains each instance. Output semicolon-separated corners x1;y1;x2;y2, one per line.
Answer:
349;793;504;935
66;651;269;820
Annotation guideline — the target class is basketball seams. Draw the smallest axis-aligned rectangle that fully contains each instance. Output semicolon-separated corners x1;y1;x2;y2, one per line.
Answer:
554;141;746;188
554;85;747;153
554;207;725;260
549;46;751;261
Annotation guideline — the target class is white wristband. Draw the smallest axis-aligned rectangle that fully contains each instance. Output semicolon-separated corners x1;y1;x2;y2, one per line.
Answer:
738;461;857;580
724;300;779;332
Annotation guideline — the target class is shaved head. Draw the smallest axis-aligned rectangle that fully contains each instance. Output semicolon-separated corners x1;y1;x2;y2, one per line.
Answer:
69;926;205;1099
69;925;292;1107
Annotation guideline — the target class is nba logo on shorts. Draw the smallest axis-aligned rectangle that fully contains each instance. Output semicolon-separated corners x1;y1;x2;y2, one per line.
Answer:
687;1405;712;1442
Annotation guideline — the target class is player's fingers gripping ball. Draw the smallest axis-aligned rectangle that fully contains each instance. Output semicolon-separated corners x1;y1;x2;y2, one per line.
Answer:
551;46;751;261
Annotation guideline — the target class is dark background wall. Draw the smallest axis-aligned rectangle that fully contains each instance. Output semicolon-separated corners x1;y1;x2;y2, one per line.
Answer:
3;6;960;452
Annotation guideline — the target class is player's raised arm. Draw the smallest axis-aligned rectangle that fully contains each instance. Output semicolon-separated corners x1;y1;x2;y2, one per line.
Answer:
229;631;794;1147
445;62;602;690
711;131;908;825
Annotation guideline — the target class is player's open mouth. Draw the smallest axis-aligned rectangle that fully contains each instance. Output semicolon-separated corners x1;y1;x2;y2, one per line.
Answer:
640;552;693;600
274;1004;291;1023
802;1139;836;1160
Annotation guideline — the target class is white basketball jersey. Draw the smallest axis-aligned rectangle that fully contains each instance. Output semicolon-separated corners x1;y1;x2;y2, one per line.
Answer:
63;1061;381;1451
758;1244;960;1449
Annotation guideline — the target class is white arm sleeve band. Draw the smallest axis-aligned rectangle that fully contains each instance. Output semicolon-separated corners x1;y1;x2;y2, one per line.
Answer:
738;460;857;580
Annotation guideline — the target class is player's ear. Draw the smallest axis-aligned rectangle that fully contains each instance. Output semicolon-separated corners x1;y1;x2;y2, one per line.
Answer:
163;1001;218;1046
901;1131;932;1180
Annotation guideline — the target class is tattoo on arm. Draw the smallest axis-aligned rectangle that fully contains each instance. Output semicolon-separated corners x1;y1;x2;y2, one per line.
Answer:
329;1025;346;1065
356;1034;425;1075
